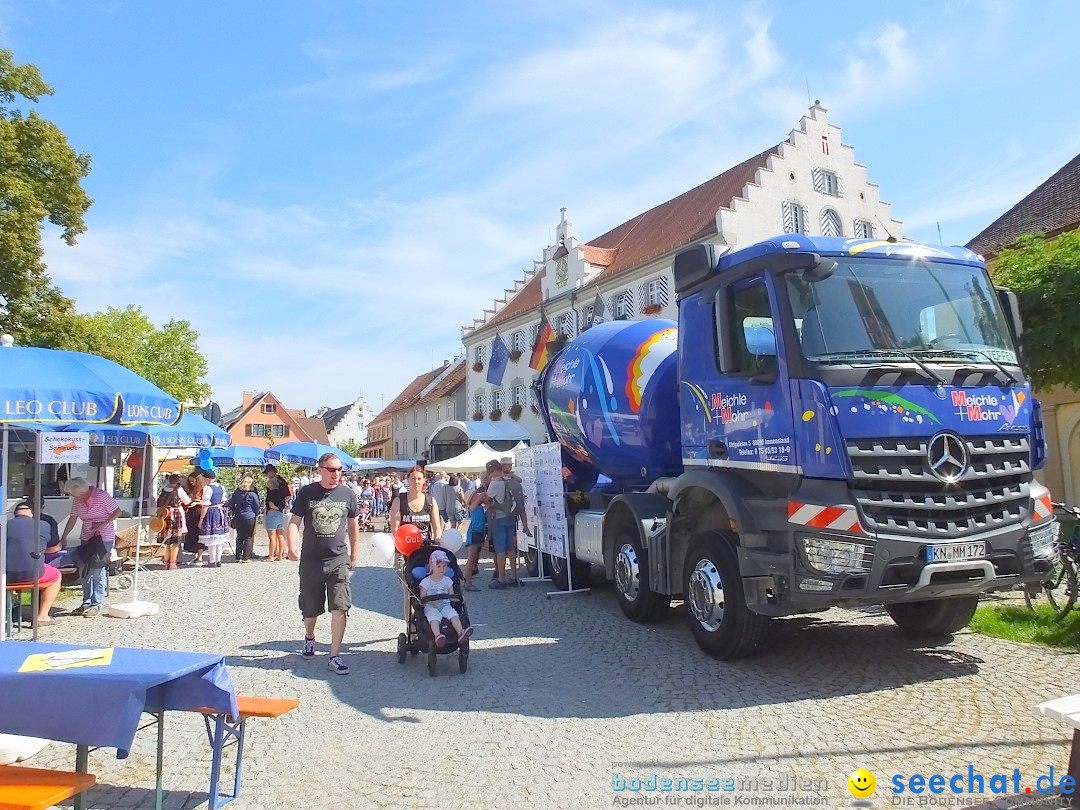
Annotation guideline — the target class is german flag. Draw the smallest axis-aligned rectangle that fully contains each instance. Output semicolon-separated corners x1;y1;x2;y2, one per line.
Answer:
529;305;554;371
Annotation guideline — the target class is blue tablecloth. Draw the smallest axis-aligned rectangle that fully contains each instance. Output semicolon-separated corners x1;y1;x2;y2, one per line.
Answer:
0;641;237;756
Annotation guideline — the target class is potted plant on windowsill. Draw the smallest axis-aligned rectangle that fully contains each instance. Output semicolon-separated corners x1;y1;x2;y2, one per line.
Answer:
547;336;567;353
509;403;523;420
471;410;484;421
509;349;523;362
642;303;663;315
472;361;484;372
489;408;502;421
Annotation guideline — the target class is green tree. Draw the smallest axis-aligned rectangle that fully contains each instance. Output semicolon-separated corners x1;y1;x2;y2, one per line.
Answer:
335;439;364;459
0;49;92;343
990;230;1080;390
58;305;212;404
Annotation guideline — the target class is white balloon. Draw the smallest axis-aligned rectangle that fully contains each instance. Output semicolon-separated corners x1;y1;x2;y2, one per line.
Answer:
440;527;464;553
370;532;395;563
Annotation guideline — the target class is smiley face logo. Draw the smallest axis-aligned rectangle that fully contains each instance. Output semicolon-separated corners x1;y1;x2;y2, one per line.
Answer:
848;768;876;798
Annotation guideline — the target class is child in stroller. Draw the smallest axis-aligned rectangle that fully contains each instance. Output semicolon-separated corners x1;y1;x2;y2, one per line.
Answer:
357;498;376;532
396;545;472;676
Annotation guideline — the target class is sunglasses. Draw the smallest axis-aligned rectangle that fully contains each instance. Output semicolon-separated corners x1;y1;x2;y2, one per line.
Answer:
320;466;344;473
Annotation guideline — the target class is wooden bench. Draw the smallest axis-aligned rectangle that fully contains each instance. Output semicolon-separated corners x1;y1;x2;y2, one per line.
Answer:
195;696;299;809
0;764;96;810
1035;694;1080;795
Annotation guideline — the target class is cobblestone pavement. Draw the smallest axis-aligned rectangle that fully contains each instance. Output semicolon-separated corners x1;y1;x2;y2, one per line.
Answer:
8;528;1074;809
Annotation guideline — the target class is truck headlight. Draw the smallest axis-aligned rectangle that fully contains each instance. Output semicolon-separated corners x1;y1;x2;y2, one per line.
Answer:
803;537;872;575
1028;521;1059;560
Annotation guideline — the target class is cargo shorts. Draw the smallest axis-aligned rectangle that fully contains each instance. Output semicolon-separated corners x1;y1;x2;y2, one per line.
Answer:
298;556;352;618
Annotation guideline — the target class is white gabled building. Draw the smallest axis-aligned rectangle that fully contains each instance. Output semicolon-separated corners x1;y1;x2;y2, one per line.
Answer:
462;104;904;444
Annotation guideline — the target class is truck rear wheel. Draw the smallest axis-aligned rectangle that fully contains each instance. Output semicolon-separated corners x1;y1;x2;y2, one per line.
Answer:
547;553;591;591
884;596;979;636
684;532;768;660
613;531;670;622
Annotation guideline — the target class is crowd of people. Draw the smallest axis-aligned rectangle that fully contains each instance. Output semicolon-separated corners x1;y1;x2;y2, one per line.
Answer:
4;454;535;669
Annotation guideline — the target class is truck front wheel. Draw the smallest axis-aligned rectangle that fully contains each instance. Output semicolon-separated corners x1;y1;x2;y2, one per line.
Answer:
684;532;768;660
547;552;591;591
613;531;670;623
884;596;979;636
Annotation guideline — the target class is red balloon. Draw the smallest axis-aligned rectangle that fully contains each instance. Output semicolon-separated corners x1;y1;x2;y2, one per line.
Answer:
125;454;142;469
394;523;424;555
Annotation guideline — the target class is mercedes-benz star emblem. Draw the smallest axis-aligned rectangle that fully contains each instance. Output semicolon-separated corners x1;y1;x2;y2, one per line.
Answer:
927;432;969;483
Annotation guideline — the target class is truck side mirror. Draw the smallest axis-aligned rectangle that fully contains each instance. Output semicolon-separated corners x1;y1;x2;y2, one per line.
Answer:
996;286;1026;368
996;287;1023;344
674;244;725;294
801;258;837;282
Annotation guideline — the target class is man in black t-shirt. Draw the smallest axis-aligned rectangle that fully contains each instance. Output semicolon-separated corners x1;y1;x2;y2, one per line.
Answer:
286;452;359;675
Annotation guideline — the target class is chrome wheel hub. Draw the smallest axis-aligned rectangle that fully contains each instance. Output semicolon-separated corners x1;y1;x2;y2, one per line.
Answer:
688;558;725;631
615;543;641;602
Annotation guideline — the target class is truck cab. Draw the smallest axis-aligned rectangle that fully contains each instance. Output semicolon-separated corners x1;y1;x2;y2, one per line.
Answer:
535;235;1057;659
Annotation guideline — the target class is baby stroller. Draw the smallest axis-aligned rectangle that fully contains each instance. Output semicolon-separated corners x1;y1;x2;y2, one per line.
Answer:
396;544;471;676
358;499;376;533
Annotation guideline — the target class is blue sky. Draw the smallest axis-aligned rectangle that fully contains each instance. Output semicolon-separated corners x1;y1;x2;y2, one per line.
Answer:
1;1;1077;416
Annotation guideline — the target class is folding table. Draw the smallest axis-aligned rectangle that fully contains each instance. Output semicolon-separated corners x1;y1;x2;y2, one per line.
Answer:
0;641;237;810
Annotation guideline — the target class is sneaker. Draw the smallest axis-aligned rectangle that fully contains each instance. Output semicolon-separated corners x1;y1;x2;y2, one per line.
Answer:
505;578;521;588
83;606;100;618
241;558;252;564
458;626;473;644
435;634;447;648
302;637;316;657
489;579;504;590
72;604;87;615
327;655;349;675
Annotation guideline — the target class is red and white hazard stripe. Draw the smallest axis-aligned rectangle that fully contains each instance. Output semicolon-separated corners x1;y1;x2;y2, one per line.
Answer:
788;501;865;535
1033;493;1054;522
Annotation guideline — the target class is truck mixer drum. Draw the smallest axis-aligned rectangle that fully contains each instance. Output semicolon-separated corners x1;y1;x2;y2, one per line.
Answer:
614;543;642;602
688;559;726;631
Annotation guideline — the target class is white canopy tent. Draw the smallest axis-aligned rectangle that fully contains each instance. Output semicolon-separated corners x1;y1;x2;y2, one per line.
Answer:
427;441;506;473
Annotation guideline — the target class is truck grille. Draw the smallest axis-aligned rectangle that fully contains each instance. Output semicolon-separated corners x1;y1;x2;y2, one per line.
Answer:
845;435;1030;538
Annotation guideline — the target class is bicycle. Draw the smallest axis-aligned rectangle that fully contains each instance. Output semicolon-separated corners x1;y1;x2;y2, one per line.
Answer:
1024;503;1080;619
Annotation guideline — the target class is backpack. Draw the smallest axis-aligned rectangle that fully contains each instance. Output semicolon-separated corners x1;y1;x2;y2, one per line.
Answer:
490;479;516;518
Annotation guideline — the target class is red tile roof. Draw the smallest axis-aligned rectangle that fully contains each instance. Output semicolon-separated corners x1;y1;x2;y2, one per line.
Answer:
417;362;465;406
374;366;446;420
474;144;779;333
590;145;779;284
967;153;1080;259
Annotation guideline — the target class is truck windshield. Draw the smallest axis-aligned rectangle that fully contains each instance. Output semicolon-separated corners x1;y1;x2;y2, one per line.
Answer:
785;257;1017;365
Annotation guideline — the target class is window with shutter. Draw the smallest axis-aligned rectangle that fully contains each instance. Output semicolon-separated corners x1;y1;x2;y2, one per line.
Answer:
820;209;842;238
492;389;503;411
813;169;839;196
613;288;635;319
782;202;807;234
854;219;875;239
560;311;576;338
512;330;526;354
640;276;670;308
245;424;252;436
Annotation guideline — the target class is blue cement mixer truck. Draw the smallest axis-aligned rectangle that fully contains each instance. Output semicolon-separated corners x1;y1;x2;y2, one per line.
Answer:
532;234;1058;659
